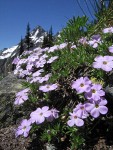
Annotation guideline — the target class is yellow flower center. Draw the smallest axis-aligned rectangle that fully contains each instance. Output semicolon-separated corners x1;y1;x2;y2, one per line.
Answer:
74;115;77;119
23;126;26;130
47;85;50;88
80;83;84;87
40;113;43;116
95;104;99;108
103;61;107;65
92;89;96;93
80;106;84;110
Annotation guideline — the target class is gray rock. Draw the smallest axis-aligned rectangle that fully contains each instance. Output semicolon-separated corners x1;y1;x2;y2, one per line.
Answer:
0;72;23;94
0;73;32;150
0;125;30;150
0;72;24;128
105;86;113;97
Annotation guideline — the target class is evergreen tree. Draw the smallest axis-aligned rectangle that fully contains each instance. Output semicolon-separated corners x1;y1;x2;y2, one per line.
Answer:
41;34;49;48
41;26;54;48
19;37;24;55
48;26;54;47
25;23;33;50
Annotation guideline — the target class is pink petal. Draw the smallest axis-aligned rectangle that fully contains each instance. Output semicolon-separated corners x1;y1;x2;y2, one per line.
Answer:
67;120;74;127
75;118;84;127
36;116;45;124
91;108;100;118
99;106;108;114
42;106;49;112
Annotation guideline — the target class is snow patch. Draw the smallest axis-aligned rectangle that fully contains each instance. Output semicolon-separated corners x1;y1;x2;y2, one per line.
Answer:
0;45;18;59
2;45;18;54
35;36;44;43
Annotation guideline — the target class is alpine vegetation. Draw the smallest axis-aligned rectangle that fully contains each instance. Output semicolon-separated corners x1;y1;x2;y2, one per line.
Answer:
13;15;113;149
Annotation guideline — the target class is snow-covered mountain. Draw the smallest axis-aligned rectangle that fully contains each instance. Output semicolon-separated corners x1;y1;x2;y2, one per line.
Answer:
30;25;47;45
0;25;47;76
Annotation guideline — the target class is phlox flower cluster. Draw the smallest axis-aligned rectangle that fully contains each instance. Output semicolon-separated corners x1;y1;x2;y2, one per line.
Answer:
14;88;30;105
67;77;108;127
30;106;59;124
15;106;59;137
78;37;88;45
14;43;69;138
13;42;69;82
88;34;102;48
102;27;113;33
13;49;54;80
92;27;113;72
78;35;102;48
29;73;51;84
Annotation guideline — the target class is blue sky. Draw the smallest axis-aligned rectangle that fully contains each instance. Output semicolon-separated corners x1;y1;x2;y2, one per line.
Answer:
0;0;95;50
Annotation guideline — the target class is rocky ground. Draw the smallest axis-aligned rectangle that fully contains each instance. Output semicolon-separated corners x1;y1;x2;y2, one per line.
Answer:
0;73;113;150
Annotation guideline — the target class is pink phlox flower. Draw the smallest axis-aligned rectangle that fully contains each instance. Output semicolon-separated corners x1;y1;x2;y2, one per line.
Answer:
93;55;113;72
16;69;25;78
32;69;44;77
31;73;51;83
48;45;59;53
35;57;46;68
85;98;108;118
22;70;32;76
85;84;105;101
88;34;102;48
20;88;30;93
108;45;113;53
46;108;59;122
47;56;58;63
30;106;51;124
26;77;32;82
22;50;32;56
28;55;39;62
38;73;52;83
58;43;67;49
30;76;41;83
18;59;28;65
72;77;91;94
102;27;113;33
88;40;98;48
73;103;89;119
14;88;30;105
39;83;58;92
42;47;49;52
31;49;42;56
33;47;42;52
92;34;101;41
78;37;88;45
26;63;34;71
67;112;84;127
71;45;77;49
14;66;21;75
15;119;32;137
12;57;20;65
17;69;31;78
41;54;48;59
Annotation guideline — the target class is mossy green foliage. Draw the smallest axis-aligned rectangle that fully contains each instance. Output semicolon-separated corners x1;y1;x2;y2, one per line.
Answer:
57;16;88;44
